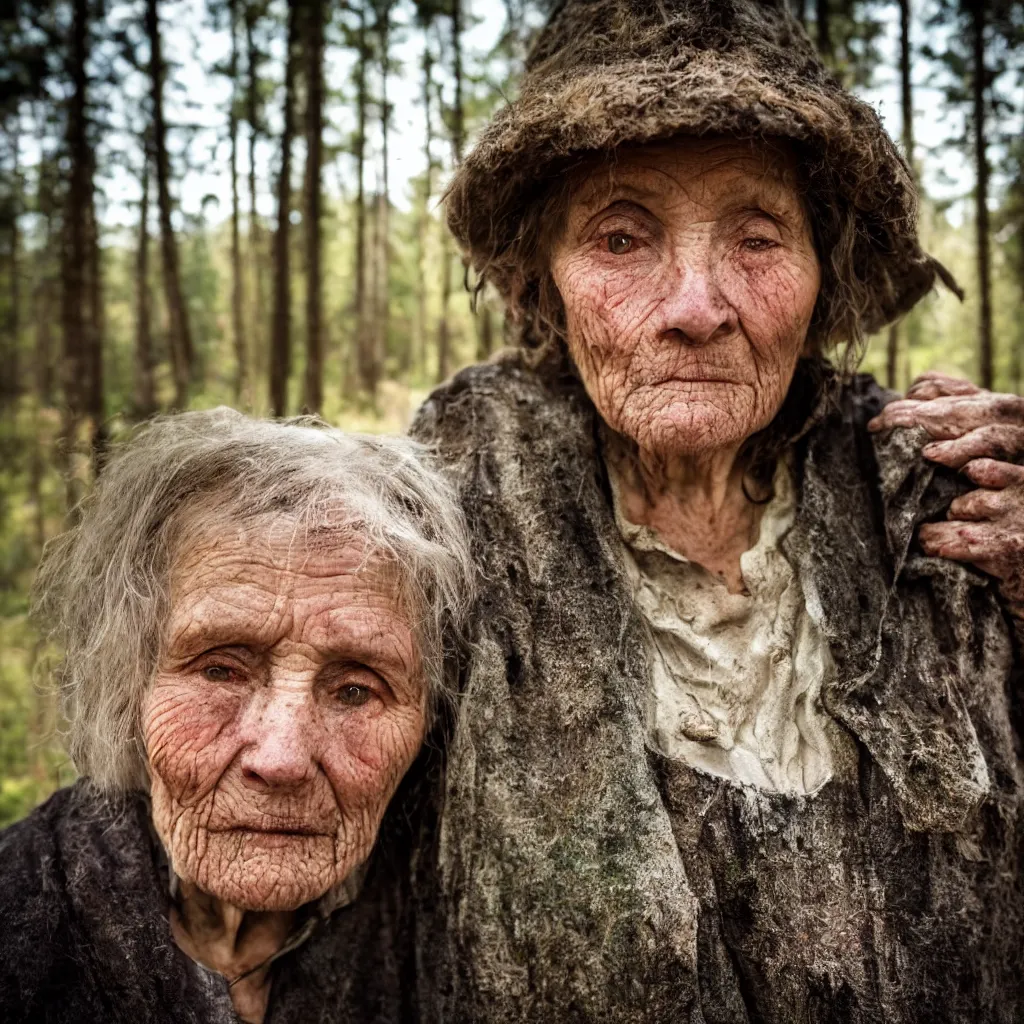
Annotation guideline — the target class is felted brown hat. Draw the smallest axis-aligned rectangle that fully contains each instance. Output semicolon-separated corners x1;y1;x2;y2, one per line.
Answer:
446;0;959;350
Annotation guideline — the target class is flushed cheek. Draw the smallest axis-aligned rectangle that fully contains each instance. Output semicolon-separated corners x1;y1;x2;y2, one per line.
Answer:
725;261;816;350
324;709;424;800
562;259;665;359
143;681;244;803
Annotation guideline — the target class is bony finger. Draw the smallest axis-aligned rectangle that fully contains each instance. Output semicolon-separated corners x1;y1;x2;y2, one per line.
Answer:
948;488;1002;521
923;424;1024;469
963;458;1024;490
905;383;945;402
922;439;970;468
908;373;982;398
918;521;994;562
868;400;936;433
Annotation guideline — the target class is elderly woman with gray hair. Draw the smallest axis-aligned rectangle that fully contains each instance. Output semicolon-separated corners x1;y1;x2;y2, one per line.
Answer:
0;409;473;1024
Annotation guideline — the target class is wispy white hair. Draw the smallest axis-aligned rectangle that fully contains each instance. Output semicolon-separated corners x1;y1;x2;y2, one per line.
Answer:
32;407;475;793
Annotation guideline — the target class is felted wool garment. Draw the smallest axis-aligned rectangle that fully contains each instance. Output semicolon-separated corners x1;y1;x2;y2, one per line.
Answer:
401;353;1024;1024
0;780;423;1024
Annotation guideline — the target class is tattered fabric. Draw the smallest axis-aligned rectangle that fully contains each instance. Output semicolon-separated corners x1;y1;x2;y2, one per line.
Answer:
400;355;1024;1023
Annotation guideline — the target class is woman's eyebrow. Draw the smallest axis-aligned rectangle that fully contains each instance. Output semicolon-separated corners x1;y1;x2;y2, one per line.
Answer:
165;599;271;654
577;181;661;214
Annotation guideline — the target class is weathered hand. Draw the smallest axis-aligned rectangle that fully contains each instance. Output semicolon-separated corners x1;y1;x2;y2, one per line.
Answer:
868;372;1024;620
916;459;1024;618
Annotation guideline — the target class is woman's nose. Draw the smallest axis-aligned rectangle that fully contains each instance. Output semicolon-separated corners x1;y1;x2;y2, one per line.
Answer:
238;687;318;791
659;255;737;347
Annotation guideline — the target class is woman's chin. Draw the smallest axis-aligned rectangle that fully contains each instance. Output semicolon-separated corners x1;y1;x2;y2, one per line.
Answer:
621;400;761;460
198;873;330;913
183;832;344;912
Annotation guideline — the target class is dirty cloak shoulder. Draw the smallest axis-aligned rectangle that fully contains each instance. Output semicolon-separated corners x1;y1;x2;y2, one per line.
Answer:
0;782;232;1024
412;356;704;1024
408;354;1023;1022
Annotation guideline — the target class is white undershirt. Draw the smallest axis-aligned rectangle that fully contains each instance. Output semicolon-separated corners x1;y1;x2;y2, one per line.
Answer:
610;459;838;796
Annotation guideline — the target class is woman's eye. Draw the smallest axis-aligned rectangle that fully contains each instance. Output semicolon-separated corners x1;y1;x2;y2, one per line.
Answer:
202;664;237;683
337;684;372;707
606;232;633;255
742;237;778;253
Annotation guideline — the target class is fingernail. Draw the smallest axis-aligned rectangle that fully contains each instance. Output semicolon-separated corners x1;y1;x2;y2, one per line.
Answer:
923;443;941;456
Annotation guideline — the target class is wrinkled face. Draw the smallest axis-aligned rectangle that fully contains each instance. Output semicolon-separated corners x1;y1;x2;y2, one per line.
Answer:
143;517;426;912
550;137;821;459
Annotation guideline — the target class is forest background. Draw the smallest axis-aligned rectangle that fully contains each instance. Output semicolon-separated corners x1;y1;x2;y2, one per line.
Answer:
0;0;1023;825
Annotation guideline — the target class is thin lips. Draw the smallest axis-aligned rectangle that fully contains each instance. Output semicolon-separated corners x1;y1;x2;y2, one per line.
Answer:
211;822;333;836
653;375;749;387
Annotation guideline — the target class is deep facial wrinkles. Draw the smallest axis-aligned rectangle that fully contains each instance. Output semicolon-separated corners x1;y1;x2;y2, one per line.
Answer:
143;518;426;913
551;138;820;464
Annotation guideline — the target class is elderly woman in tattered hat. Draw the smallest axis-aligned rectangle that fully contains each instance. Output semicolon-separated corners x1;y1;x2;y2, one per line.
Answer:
394;1;1024;1022
0;411;473;1024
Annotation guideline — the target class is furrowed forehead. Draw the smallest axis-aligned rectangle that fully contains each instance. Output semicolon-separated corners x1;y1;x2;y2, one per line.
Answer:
570;137;802;214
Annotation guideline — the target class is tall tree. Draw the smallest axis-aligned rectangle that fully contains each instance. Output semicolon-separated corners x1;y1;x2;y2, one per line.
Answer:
372;0;393;387
302;0;325;413
245;0;268;399
33;133;57;409
970;0;993;389
815;0;831;58
1004;139;1024;393
134;134;156;417
886;0;915;390
269;0;298;417
413;27;436;380
2;117;23;405
476;291;494;360
437;0;464;383
228;0;247;402
146;0;194;408
60;0;93;510
925;0;1018;387
353;2;376;399
84;149;105;466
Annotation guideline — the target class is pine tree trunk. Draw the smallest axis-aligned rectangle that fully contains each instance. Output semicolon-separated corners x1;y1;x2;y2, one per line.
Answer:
437;0;464;384
84;154;106;469
11;168;20;402
146;0;194;408
815;0;831;57
477;298;493;360
886;0;915;391
269;0;298;417
354;3;375;399
246;1;266;402
970;0;993;389
35;132;55;408
375;2;391;385
303;0;325;413
451;0;464;164
135;137;156;417
3;117;22;405
437;232;452;383
415;43;434;381
61;0;91;514
30;141;51;556
229;0;247;403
